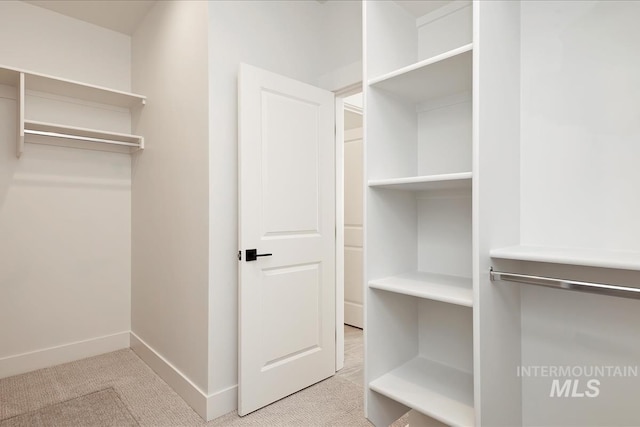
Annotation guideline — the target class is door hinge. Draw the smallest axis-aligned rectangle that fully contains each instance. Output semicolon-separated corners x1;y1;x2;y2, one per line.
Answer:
238;251;241;261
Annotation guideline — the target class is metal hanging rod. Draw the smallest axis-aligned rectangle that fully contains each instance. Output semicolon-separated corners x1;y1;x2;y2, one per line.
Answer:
490;268;640;300
24;129;141;148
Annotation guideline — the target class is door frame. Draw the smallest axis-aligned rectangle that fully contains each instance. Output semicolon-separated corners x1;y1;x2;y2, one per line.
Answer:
333;82;362;371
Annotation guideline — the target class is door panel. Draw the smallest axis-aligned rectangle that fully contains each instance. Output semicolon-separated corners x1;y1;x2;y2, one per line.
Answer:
238;63;335;416
261;263;321;367
344;127;364;328
261;90;320;235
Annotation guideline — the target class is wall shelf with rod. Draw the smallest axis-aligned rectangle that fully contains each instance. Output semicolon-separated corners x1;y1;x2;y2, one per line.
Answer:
0;65;146;157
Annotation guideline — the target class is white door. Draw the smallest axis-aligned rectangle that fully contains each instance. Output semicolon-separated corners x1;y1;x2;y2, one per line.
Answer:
343;127;364;329
238;63;336;416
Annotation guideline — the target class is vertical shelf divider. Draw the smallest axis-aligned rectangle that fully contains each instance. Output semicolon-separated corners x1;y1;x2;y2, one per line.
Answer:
17;72;24;158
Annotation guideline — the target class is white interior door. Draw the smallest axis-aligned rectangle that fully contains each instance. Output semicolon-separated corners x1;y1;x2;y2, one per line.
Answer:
238;63;336;416
343;126;364;329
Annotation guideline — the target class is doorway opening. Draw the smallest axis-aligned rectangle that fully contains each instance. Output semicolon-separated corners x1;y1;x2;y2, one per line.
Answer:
333;88;364;387
342;92;363;330
334;85;363;376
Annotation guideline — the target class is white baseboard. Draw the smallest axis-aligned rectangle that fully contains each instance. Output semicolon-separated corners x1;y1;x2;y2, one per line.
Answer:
130;332;237;421
130;332;208;418
207;384;238;420
0;331;130;379
345;301;363;329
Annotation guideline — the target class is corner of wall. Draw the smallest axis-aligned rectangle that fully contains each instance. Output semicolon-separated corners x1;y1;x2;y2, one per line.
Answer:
317;60;363;92
130;332;236;421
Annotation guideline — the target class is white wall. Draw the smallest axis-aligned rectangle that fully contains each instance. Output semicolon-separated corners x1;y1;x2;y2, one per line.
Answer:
0;0;361;418
520;0;640;252
317;1;365;89
131;0;210;396
207;0;362;408
519;2;640;425
0;1;130;91
0;1;132;377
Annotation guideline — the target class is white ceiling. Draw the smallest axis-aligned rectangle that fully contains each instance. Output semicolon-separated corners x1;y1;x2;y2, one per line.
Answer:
24;0;156;35
395;0;450;17
25;0;445;35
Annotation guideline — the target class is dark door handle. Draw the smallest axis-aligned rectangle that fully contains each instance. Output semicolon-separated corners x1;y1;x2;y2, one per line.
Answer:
245;249;272;262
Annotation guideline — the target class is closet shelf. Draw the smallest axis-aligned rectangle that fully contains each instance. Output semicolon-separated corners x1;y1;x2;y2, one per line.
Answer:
369;356;475;427
368;44;472;104
0;65;146;108
23;120;143;154
370;271;472;307
0;65;147;157
368;172;471;191
490;245;640;271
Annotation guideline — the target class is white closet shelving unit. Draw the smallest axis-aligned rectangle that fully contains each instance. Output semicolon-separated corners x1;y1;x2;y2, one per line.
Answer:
0;65;145;157
364;0;640;426
364;1;475;426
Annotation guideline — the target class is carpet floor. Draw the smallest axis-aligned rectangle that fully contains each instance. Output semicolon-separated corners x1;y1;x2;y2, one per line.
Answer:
0;388;138;427
0;327;407;426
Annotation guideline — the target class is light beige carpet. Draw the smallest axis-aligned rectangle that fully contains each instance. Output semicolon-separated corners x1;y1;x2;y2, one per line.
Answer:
0;349;205;426
0;388;138;427
0;349;380;426
211;377;371;427
0;327;408;426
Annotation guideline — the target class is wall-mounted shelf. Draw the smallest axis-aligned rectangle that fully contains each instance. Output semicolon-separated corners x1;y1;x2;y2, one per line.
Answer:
490;245;640;271
0;64;147;107
0;65;146;157
23;120;143;154
26;73;145;108
368;172;472;191
369;356;475;427
370;271;472;307
368;44;472;104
